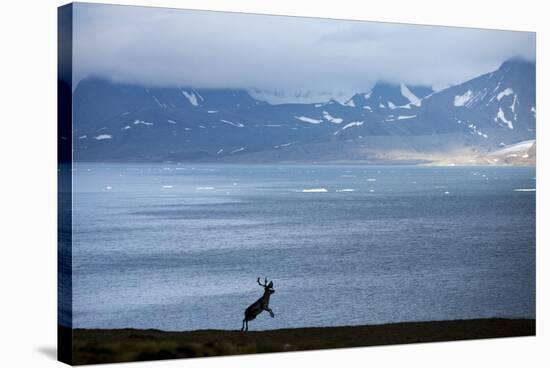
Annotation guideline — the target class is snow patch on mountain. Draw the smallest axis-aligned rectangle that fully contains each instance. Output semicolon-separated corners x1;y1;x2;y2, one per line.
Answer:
400;84;422;106
323;111;343;124
497;88;514;100
454;90;474;107
181;90;199;106
343;121;364;130
495;108;514;129
489;139;534;155
295;116;322;124
344;99;355;107
334;121;364;135
152;95;166;108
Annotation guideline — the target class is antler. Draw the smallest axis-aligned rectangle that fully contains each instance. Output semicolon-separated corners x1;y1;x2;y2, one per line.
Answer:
257;277;268;287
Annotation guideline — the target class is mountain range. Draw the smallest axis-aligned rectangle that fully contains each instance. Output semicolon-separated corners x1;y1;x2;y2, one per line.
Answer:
71;58;536;164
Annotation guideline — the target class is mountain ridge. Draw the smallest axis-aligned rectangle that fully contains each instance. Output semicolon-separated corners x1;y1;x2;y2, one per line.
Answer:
72;59;536;163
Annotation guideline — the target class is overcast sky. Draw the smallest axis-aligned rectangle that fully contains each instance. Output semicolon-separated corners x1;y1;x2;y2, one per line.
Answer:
73;3;535;100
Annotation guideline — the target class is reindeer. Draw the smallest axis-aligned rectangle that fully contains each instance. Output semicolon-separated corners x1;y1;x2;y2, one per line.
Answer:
241;277;275;331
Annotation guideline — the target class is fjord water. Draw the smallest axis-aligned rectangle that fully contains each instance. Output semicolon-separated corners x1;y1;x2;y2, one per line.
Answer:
70;164;535;331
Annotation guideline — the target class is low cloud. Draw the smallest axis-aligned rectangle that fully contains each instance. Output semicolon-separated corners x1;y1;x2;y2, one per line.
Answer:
73;3;535;96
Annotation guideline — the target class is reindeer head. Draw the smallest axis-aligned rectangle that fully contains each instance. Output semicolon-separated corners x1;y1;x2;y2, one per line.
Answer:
257;277;275;294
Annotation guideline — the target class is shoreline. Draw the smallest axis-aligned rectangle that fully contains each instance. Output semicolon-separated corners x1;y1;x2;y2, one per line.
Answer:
61;318;535;365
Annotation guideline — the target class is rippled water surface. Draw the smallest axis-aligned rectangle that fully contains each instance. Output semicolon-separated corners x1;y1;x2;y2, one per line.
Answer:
69;164;535;331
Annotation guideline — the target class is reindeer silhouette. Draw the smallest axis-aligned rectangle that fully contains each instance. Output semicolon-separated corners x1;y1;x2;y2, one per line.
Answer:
241;277;275;331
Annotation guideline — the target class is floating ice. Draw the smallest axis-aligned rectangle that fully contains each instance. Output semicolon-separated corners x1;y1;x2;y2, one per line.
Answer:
302;188;328;193
231;147;245;154
94;134;112;140
220;119;245;128
133;120;154;126
274;142;294;148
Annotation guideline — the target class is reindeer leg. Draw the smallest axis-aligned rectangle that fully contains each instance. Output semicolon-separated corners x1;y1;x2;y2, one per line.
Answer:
265;307;275;318
241;319;245;331
245;320;248;332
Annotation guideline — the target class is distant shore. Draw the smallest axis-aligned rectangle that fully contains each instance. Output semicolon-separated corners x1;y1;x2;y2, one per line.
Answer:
61;318;535;365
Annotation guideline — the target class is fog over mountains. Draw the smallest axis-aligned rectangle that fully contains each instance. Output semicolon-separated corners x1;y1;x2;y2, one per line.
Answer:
72;58;535;164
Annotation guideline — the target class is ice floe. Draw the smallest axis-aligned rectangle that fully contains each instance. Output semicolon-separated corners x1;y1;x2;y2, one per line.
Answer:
94;134;112;140
231;147;245;154
220;119;245;128
133;120;154;126
274;142;294;148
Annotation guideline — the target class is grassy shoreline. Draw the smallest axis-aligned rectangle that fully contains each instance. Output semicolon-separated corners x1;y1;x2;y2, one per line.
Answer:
62;318;535;365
